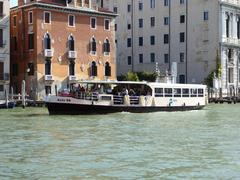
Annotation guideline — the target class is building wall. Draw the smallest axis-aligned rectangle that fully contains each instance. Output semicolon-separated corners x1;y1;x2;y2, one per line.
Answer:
100;0;240;94
220;1;240;94
10;1;116;100
100;0;220;84
186;0;219;84
0;0;10;99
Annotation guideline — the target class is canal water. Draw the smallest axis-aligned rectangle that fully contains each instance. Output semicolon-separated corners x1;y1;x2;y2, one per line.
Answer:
0;105;240;179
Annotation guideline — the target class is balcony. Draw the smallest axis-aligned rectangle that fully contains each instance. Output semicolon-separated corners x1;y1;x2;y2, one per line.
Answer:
0;73;9;83
221;0;240;7
68;51;77;59
90;51;97;55
69;75;77;81
104;52;110;56
44;49;54;58
44;75;54;81
222;37;240;47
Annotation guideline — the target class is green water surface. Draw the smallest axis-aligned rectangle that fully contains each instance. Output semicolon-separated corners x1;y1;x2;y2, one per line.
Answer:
0;105;240;179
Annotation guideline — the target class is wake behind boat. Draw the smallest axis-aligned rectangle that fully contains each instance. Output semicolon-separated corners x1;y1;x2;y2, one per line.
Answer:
46;81;207;115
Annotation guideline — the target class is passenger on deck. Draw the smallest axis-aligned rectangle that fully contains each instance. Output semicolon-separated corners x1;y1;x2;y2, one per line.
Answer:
129;89;136;96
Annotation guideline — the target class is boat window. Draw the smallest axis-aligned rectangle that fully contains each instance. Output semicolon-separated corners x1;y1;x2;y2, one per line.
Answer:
164;88;172;97
182;88;189;97
198;89;204;97
173;88;181;97
155;88;163;97
191;89;197;97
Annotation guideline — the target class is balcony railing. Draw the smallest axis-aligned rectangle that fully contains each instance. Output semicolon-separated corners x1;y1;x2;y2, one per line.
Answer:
44;49;54;58
0;73;9;81
68;51;77;59
44;75;53;81
222;37;240;46
221;0;240;6
69;75;77;81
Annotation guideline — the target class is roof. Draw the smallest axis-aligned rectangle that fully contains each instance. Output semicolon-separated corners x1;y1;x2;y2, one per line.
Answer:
11;2;117;17
77;80;206;88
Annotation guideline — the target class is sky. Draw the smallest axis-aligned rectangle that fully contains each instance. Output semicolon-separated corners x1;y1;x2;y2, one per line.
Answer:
10;0;17;7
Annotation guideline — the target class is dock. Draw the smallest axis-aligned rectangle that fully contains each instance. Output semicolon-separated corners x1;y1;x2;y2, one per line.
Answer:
208;88;240;104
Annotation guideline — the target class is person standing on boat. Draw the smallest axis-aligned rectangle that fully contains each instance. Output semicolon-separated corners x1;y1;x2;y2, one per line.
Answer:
123;88;128;96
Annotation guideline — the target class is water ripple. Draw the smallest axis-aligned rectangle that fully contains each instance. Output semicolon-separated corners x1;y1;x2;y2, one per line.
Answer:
0;105;240;179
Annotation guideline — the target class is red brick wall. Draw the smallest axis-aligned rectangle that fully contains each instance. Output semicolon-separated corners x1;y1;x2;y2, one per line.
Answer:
10;4;116;97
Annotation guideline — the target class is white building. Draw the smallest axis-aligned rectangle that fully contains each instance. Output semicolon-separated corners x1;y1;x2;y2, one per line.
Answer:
0;0;9;99
98;0;240;95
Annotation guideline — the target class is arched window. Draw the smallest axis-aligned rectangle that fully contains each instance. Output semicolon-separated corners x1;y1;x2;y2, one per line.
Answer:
44;33;51;49
68;35;75;51
69;60;75;75
91;61;97;76
103;38;110;55
45;59;51;75
90;37;97;54
105;62;111;77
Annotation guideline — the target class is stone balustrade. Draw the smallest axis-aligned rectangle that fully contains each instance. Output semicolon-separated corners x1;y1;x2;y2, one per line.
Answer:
222;37;240;46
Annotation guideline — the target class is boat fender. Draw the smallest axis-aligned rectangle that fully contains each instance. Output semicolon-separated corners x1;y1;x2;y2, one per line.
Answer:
198;102;200;106
183;103;186;106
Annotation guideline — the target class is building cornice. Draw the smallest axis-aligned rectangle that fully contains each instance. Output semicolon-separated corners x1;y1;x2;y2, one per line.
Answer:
10;2;117;18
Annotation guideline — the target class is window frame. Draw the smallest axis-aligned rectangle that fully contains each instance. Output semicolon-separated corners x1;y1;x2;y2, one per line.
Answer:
43;11;51;24
139;18;143;28
164;17;169;25
150;17;155;27
68;14;75;27
204;11;209;21
90;17;97;29
127;56;132;65
28;11;33;25
164;53;169;63
180;15;185;24
150;35;155;45
90;37;97;55
180;52;185;63
164;34;169;44
150;53;155;63
105;62;111;77
104;19;110;31
139;37;143;46
28;33;34;50
127;38;132;47
180;32;185;43
139;53;143;63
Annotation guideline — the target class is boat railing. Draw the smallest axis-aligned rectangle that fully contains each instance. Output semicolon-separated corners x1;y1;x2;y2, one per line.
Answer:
75;92;99;101
74;93;141;105
129;96;140;105
113;95;140;105
113;95;124;104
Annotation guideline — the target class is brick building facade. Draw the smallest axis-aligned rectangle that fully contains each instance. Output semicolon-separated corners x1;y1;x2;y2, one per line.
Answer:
10;0;117;100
